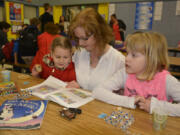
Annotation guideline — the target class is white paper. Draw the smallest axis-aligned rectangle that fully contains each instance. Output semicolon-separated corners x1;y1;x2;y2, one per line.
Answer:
48;88;94;108
154;1;163;21
23;76;67;99
176;0;180;15
22;76;94;108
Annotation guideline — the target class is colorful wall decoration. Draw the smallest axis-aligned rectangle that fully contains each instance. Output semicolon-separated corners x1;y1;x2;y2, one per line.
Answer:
9;2;23;34
5;1;24;40
134;2;154;30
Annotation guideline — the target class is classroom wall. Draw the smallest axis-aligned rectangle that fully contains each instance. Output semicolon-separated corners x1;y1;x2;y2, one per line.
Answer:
39;6;63;24
24;5;37;21
98;3;109;22
0;7;4;21
4;0;180;47
115;1;180;47
53;6;63;24
7;0;163;6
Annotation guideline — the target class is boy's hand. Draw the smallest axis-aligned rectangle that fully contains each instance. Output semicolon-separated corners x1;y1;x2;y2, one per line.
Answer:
66;81;80;88
35;64;42;72
31;65;41;77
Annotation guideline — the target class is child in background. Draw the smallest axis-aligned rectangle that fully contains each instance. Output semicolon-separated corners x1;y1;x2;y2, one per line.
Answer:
31;36;76;82
0;21;11;61
178;41;180;49
22;24;28;30
110;14;121;41
93;31;180;116
59;25;67;37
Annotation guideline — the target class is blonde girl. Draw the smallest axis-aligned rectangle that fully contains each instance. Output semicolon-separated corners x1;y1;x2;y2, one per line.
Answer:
93;32;180;116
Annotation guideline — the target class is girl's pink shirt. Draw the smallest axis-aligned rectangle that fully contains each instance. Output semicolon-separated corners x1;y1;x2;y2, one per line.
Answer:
124;70;169;101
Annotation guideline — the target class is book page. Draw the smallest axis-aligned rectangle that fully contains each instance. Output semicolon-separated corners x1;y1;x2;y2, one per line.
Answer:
47;88;94;108
22;76;67;99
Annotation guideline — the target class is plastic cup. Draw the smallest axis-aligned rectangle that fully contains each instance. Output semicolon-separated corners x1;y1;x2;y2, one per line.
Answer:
152;108;168;131
1;70;11;82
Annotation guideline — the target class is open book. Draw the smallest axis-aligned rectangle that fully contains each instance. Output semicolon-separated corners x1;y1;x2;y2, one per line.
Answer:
23;76;94;108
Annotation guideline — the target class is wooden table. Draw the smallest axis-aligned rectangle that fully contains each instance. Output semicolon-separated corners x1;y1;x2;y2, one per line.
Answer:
169;56;180;66
169;56;180;77
1;71;180;135
168;47;180;57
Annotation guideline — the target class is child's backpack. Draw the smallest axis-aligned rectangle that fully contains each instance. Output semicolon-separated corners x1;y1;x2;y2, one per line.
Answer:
18;26;39;57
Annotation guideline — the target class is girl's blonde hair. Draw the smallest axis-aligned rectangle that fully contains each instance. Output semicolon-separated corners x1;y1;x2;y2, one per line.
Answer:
68;8;114;55
51;36;72;53
125;31;169;81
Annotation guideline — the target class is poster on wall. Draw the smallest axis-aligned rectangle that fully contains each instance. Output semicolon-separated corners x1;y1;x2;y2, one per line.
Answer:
9;2;23;34
154;1;163;21
176;0;180;15
134;2;154;30
9;2;21;20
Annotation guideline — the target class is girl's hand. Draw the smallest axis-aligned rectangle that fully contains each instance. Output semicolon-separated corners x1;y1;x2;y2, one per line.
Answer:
134;96;143;104
66;81;80;88
31;65;40;77
138;97;151;113
134;96;144;108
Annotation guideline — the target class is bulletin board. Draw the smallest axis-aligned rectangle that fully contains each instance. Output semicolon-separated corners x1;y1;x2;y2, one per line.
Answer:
5;1;24;40
9;2;23;34
134;2;154;30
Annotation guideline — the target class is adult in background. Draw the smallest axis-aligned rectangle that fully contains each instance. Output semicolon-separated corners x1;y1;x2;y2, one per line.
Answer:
110;14;126;41
0;21;11;61
59;16;70;34
30;22;60;71
40;3;54;33
110;14;121;41
66;8;125;91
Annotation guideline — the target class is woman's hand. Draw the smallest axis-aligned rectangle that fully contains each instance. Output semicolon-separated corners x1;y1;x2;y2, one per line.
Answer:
66;81;80;88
